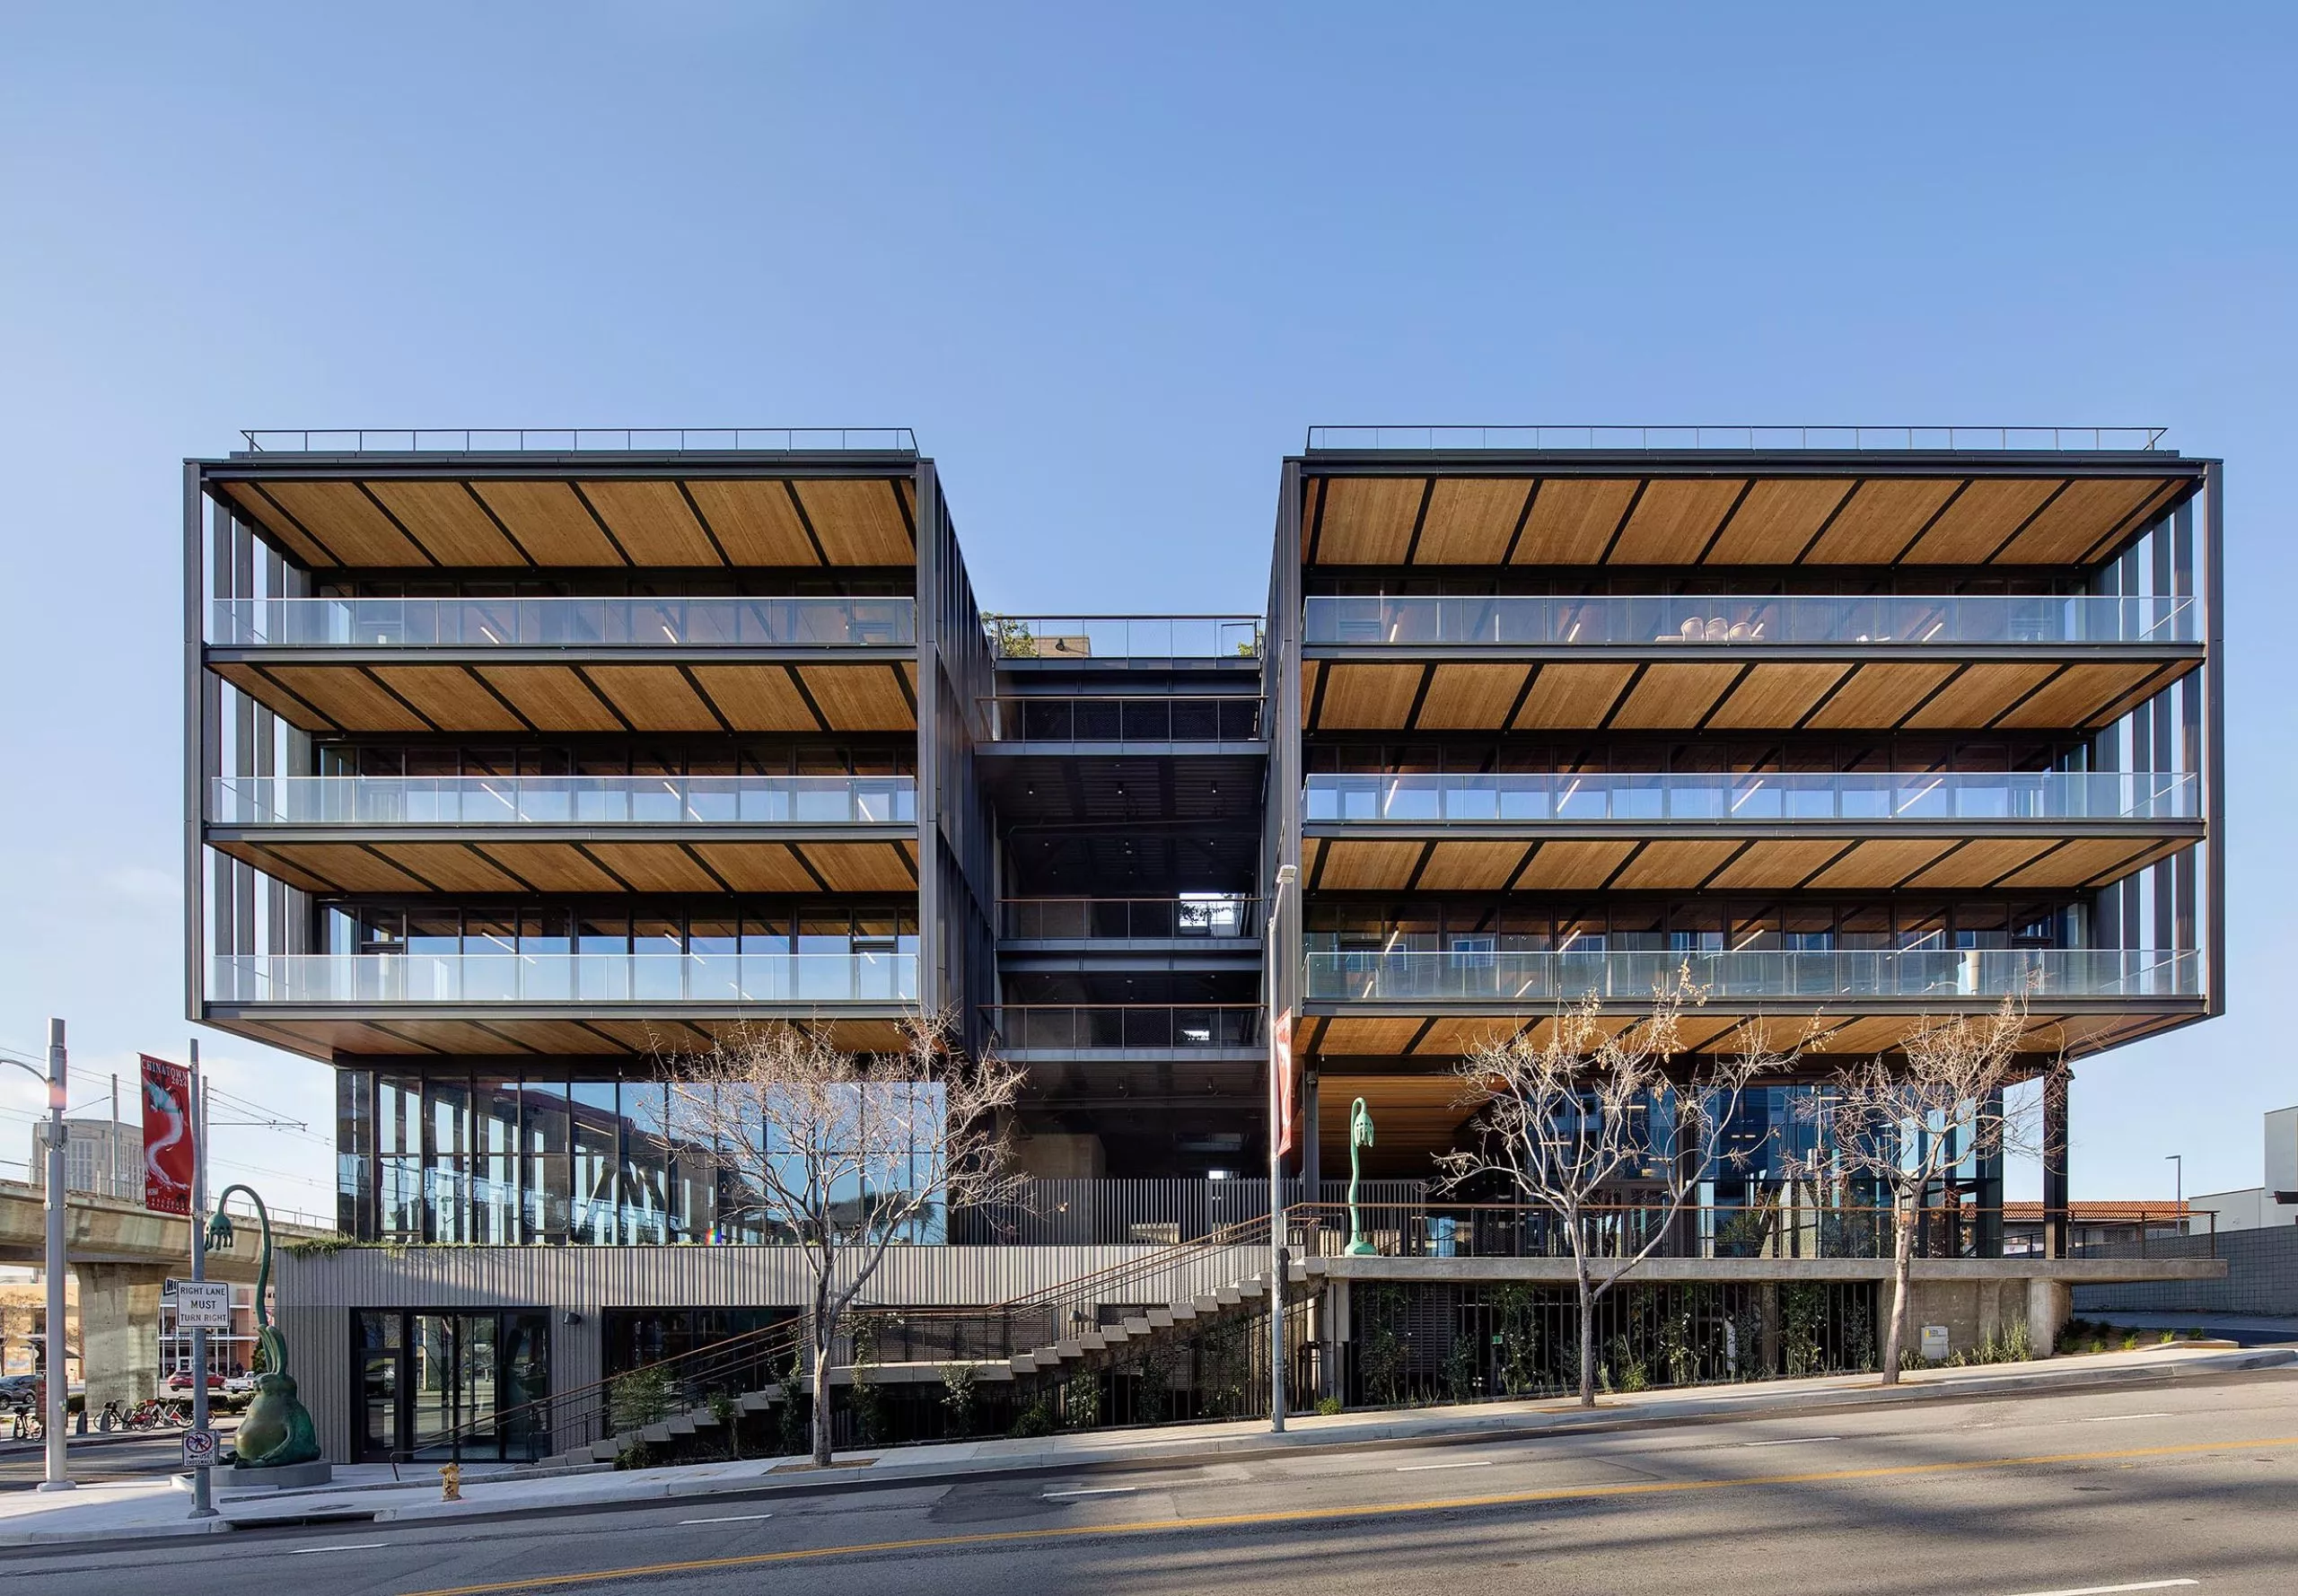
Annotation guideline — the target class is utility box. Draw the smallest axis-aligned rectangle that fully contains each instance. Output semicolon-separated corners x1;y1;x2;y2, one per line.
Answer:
1920;1324;1951;1362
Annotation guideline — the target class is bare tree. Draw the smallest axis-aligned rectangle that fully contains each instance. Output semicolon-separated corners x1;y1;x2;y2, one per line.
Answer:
662;1011;1024;1464
1785;993;2041;1385
1437;969;1801;1407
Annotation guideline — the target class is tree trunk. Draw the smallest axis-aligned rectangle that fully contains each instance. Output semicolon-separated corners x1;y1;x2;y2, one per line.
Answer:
811;1285;836;1466
1881;1193;1916;1386
1576;1262;1598;1408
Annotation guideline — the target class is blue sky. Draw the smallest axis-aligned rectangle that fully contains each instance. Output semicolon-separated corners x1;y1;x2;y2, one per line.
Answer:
2;2;2293;1211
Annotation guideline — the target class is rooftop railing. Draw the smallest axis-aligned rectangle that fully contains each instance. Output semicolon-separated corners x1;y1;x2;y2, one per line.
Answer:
1000;896;1264;942
210;951;917;1005
1305;771;2199;826
1302;948;2200;1004
1304;594;2197;648
212;775;916;827
985;1004;1266;1050
239;427;917;454
211;596;914;648
978;695;1265;744
984;615;1264;660
1305;425;2169;452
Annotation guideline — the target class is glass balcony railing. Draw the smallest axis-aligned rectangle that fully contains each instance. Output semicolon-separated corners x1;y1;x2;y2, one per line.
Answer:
211;775;916;826
978;696;1264;742
983;615;1264;660
209;951;917;1004
985;1004;1266;1049
210;596;915;648
1303;594;2197;648
1305;771;2197;825
1000;896;1263;941
1302;949;2200;1004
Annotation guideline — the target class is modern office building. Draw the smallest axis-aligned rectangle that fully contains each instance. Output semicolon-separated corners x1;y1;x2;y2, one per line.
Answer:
185;425;2225;1460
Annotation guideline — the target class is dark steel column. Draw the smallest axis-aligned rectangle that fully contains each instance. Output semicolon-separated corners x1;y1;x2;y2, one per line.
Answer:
2202;461;2225;1017
183;464;209;1021
2042;1066;2072;1261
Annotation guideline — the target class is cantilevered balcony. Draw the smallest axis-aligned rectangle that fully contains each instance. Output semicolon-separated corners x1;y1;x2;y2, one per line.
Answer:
1303;947;2199;1005
977;696;1266;753
1303;594;2196;651
213;775;916;827
211;596;914;651
208;950;917;1006
1306;771;2197;825
986;1004;1265;1057
1000;896;1263;944
985;614;1264;660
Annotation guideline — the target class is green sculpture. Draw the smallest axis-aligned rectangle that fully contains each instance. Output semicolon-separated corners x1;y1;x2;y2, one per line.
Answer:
208;1183;323;1468
1345;1097;1378;1255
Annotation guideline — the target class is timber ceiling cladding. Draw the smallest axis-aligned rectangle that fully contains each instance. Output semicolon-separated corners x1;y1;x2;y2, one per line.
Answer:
202;1013;913;1065
215;473;917;568
1301;657;2196;736
1300;835;2195;897
208;837;921;899
1299;467;2197;570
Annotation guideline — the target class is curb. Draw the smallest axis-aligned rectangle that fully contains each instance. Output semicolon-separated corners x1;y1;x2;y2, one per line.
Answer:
6;1346;2288;1550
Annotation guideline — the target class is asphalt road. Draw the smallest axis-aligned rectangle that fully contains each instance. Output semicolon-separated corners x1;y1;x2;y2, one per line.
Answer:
8;1371;2297;1595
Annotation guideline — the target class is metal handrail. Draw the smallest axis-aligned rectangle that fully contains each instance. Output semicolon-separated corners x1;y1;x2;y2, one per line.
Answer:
241;427;917;454
999;896;1263;941
976;695;1266;742
1305;425;2169;452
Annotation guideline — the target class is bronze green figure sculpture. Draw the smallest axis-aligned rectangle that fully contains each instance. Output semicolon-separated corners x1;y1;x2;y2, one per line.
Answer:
1345;1097;1378;1255
208;1183;323;1468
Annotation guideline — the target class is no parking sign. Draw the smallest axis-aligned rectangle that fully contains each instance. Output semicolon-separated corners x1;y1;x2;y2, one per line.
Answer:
183;1429;219;1469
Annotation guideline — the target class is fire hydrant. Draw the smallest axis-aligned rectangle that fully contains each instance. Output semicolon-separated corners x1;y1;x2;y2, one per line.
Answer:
440;1462;462;1502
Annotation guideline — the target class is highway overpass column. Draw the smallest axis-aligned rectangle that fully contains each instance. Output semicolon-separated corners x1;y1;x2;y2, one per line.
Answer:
75;1262;167;1410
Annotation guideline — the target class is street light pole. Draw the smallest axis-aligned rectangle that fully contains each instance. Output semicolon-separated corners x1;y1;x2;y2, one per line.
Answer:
188;1039;215;1519
39;1019;73;1492
2166;1153;2182;1211
1267;864;1297;1434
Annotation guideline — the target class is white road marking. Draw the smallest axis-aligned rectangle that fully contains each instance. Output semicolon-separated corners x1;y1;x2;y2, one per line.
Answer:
678;1512;775;1524
1742;1435;1843;1447
2078;1413;2174;1423
286;1542;389;1555
1042;1486;1138;1498
1992;1582;2197;1596
1397;1460;1494;1471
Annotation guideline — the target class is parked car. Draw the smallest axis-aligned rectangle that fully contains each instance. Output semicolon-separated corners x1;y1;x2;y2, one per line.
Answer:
221;1374;256;1396
164;1370;225;1391
0;1374;37;1411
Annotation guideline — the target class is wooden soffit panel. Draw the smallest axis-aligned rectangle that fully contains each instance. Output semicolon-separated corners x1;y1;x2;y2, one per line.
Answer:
1704;837;1856;890
688;842;820;893
257;481;428;566
1607;838;1744;891
1412;840;1534;892
1802;837;1955;890
1702;663;1852;731
1513;839;1638;890
210;841;337;895
1309;1017;1430;1057
803;842;918;892
369;665;526;732
2002;835;2172;890
1609;662;1741;729
1800;662;1960;730
1996;662;2182;731
683;480;820;565
1510;662;1638;730
1606;478;1747;565
361;480;527;566
1415;478;1532;564
215;482;338;567
798;664;916;731
478;842;628;893
1899;478;2062;564
265;841;433;893
1316;663;1424;729
1899;837;2058;890
688;665;820;732
1311;478;1424;564
1801;478;1962;564
373;842;532;893
1415;663;1534;729
1900;662;2059;730
469;480;625;566
2002;477;2180;565
791;479;913;565
577;480;721;566
584;665;724;732
583;843;722;894
262;665;432;732
211;663;332;732
1704;478;1855;564
1314;840;1425;890
474;666;628;732
1513;479;1640;564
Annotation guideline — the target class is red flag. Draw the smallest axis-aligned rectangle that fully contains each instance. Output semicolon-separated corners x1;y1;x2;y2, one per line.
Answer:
141;1055;194;1215
1272;1010;1298;1156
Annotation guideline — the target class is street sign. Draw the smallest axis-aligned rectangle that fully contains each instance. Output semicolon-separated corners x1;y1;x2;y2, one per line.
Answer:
167;1278;232;1331
1920;1324;1951;1362
182;1429;219;1469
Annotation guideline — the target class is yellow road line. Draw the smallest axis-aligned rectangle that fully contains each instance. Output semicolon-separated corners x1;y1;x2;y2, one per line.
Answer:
398;1434;2298;1596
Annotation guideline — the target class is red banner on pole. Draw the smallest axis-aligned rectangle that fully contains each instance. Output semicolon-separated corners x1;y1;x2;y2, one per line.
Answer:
141;1055;194;1215
1272;1010;1298;1156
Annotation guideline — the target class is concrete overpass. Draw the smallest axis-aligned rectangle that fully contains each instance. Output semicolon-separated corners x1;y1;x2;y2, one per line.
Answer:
1;1179;336;1407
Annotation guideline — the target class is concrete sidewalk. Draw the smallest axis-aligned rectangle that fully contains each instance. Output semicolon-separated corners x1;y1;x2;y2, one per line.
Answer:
3;1340;2288;1549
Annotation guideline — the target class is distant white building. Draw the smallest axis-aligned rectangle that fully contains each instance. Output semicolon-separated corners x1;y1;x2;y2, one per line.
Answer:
24;1117;142;1202
2189;1106;2298;1232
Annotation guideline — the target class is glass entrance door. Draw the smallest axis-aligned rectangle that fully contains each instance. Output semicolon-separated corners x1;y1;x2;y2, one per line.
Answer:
354;1308;551;1462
